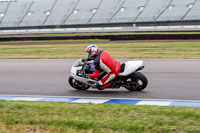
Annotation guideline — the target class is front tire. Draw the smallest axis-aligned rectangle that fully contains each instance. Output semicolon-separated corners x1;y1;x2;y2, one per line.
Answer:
124;72;148;91
68;76;90;90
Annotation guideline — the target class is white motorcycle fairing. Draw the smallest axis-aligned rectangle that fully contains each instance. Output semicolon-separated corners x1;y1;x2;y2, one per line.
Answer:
118;61;143;76
71;60;98;88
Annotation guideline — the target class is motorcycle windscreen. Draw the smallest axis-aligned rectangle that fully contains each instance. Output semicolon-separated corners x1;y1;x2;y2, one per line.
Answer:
73;60;82;67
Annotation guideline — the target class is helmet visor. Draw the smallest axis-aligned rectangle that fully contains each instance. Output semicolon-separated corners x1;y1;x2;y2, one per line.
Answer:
86;49;92;59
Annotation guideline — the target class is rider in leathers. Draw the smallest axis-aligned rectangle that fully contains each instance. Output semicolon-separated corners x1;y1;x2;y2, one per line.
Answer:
86;44;121;90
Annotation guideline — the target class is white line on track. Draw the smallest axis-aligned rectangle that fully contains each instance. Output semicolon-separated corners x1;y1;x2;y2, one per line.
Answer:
1;94;200;103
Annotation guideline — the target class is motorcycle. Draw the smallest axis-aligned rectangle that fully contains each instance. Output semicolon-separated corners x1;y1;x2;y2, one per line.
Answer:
68;58;148;91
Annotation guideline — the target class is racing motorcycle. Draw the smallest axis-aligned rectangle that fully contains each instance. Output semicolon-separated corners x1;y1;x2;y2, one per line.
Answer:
68;58;148;91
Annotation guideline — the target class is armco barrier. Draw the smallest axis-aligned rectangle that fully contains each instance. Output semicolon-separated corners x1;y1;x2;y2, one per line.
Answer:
0;34;200;41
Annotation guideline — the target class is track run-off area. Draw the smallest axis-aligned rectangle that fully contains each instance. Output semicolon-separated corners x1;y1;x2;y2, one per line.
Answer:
0;59;199;101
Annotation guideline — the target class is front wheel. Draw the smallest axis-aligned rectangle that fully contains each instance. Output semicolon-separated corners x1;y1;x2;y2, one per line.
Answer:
124;72;148;91
68;76;90;90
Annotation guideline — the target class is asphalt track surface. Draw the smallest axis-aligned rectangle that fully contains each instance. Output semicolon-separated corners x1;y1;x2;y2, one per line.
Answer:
0;59;200;101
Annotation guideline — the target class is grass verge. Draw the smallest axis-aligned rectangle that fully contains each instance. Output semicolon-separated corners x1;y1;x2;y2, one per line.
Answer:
0;101;199;133
0;42;200;59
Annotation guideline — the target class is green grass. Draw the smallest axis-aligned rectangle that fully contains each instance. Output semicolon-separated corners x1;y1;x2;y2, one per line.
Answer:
0;101;199;133
0;41;200;59
1;31;200;37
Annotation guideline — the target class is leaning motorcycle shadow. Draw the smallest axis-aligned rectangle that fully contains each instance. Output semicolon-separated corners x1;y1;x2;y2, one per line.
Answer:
70;89;147;96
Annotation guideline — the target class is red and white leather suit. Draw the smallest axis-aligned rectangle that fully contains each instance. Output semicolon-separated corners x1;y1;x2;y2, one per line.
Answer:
89;50;121;89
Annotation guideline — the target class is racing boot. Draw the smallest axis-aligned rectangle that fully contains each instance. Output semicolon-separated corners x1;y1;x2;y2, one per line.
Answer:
96;83;111;90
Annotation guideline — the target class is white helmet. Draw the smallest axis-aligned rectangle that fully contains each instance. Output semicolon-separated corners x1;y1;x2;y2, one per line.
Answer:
86;44;99;59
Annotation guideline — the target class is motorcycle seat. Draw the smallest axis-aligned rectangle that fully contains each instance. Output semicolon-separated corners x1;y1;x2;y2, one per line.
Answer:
120;63;125;73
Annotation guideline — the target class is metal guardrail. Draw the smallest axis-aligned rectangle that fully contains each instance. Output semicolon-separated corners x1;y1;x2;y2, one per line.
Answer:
1;25;200;35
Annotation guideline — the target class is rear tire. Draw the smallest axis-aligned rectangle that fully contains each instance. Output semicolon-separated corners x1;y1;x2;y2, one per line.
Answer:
124;72;148;91
68;76;90;90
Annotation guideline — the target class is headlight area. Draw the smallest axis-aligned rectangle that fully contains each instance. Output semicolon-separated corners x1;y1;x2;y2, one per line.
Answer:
76;70;81;76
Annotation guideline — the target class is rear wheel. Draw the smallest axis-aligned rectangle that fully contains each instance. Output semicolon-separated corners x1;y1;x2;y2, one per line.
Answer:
124;72;148;91
68;76;90;90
